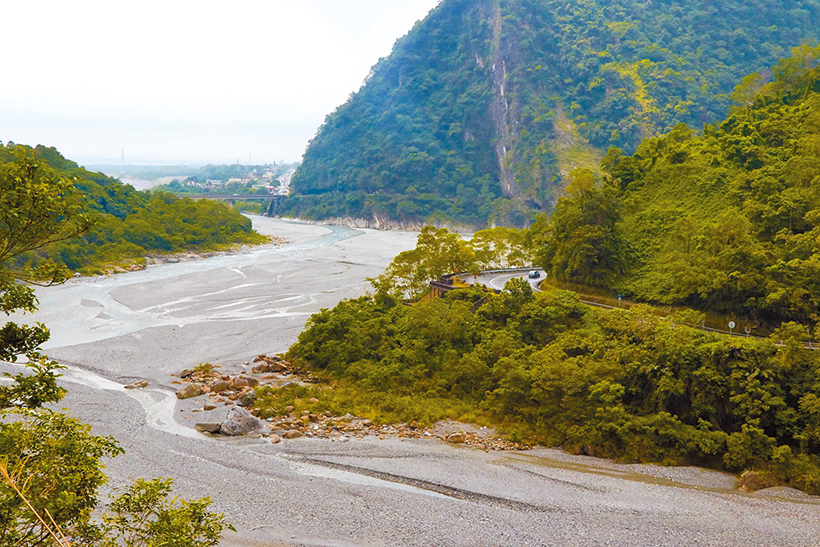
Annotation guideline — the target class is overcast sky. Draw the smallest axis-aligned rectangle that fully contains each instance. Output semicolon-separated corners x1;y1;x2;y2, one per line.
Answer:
0;1;440;166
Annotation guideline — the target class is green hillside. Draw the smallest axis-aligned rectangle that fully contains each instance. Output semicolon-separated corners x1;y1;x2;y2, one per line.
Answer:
285;0;820;227
532;44;820;326
1;144;266;275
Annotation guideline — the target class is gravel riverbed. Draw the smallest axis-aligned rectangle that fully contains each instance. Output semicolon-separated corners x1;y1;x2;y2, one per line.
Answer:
8;217;820;546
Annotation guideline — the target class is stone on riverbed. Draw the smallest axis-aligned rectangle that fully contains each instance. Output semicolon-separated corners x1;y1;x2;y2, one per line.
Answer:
210;380;231;393
237;391;257;407
176;384;202;399
195;422;222;434
220;406;269;436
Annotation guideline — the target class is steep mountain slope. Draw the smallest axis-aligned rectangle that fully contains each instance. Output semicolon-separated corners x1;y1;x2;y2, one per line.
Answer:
285;0;820;227
531;44;820;325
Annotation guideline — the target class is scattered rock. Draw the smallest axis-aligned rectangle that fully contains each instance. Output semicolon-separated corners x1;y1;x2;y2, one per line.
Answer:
447;433;466;444
124;380;149;389
195;422;222;434
268;434;281;444
252;354;293;373
241;375;259;387
237;391;257;407
180;369;193;378
283;430;304;439
176;384;202;399
203;403;217;411
233;377;249;388
220;407;269;436
210;380;231;393
308;397;319;404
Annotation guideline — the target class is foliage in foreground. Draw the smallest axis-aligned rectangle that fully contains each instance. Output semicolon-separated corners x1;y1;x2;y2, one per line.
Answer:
286;283;820;494
0;151;231;545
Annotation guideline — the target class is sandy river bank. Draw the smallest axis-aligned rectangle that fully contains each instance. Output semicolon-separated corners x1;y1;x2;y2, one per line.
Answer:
7;217;820;546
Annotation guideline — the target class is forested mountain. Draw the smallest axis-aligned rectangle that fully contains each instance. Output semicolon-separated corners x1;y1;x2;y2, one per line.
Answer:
531;44;820;326
284;0;820;227
1;144;266;274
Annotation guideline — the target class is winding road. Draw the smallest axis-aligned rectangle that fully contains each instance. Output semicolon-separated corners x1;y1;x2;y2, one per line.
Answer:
471;269;545;292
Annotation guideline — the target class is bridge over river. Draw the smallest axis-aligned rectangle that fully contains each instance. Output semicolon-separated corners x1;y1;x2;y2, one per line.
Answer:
189;193;285;216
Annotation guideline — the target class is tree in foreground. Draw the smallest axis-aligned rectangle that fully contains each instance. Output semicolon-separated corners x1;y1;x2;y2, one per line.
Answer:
370;225;532;300
0;149;231;546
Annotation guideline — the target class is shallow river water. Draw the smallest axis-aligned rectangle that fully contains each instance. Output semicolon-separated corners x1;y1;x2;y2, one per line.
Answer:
6;217;820;547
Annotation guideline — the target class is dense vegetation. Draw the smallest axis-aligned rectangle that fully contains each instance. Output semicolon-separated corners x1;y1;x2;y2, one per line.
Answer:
0;159;230;545
1;144;267;274
283;280;820;493
287;0;820;226
532;44;820;327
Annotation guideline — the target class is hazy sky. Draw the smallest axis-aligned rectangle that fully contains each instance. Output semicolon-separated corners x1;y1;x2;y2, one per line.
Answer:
1;1;440;166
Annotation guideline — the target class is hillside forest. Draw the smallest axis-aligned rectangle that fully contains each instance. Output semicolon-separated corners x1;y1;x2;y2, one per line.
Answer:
0;144;267;275
284;0;820;227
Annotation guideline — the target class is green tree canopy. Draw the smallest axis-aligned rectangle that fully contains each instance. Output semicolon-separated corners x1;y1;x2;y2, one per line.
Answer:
0;152;231;546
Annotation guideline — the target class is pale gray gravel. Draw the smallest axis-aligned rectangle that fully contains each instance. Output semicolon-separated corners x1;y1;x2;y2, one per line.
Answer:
6;218;819;546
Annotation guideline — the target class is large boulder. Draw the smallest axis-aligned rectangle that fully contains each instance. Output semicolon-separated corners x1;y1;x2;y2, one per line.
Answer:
220;406;269;436
738;470;773;492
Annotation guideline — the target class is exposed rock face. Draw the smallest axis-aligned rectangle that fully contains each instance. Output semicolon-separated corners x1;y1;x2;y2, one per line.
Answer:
219;406;269;436
176;383;202;399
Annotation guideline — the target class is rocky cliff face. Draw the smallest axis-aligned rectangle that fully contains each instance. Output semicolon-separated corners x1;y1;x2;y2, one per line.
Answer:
490;3;520;199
